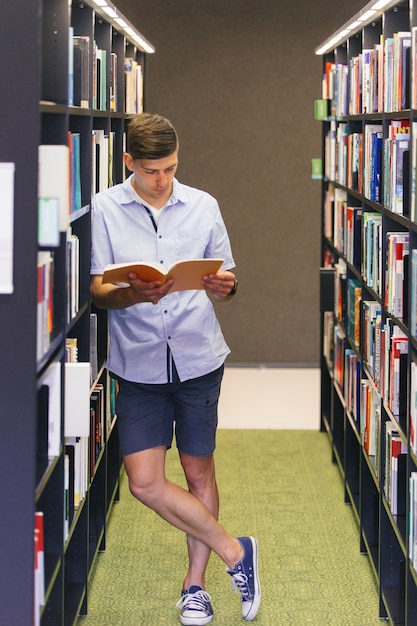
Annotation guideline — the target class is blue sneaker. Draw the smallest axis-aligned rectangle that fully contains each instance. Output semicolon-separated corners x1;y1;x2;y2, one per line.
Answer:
227;536;261;621
176;584;214;625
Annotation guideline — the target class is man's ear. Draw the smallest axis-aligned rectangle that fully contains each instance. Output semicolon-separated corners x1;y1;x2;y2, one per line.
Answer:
124;152;133;171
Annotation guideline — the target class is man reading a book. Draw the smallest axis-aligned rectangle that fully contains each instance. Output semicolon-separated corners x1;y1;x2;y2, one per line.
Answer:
90;113;260;625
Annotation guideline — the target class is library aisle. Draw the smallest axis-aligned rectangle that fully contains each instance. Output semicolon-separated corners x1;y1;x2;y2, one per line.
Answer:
77;369;382;626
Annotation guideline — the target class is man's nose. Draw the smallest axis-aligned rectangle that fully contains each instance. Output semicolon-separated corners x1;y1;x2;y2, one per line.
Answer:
156;172;167;186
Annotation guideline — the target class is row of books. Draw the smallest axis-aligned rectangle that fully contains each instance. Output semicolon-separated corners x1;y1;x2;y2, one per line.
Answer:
66;314;99;384
36;229;80;361
38;132;122;249
37;356;108;541
36;377;117;614
322;29;413;115
387;125;409;210
344;346;408;517
383;120;410;215
336;321;408;475
329;209;385;303
322;199;409;326
324;122;383;204
37;361;61;483
328;188;363;268
345;367;408;519
330;294;408;420
362;306;408;419
325;122;410;221
64;361;93;532
322;61;348;117
64;435;89;539
384;322;408;419
324;124;363;194
69;31;144;113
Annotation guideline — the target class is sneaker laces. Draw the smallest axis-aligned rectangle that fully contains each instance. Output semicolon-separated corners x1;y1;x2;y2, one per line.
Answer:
176;589;212;612
230;572;251;599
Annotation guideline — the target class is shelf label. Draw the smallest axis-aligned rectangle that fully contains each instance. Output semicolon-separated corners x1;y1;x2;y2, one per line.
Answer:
0;163;15;294
313;98;329;121
311;158;323;180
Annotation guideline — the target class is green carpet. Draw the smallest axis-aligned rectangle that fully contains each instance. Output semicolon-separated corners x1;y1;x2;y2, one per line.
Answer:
77;431;383;625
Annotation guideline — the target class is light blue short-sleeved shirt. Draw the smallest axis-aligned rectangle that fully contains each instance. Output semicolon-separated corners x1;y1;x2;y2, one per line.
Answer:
91;174;235;384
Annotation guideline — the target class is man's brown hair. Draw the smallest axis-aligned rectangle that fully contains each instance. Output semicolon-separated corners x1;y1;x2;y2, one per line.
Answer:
127;113;179;160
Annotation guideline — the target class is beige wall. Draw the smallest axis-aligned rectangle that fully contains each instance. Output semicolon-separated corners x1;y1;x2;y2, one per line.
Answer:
116;0;365;364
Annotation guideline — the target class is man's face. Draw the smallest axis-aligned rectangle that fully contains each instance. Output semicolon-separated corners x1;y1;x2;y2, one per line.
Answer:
125;151;178;208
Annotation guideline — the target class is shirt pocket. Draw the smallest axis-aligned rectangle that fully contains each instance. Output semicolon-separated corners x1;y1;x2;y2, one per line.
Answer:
174;230;209;258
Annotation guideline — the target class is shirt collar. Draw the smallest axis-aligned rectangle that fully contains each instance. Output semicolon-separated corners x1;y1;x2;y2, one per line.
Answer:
120;174;190;208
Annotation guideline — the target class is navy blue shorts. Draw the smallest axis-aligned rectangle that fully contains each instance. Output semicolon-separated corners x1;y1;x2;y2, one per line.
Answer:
113;364;224;457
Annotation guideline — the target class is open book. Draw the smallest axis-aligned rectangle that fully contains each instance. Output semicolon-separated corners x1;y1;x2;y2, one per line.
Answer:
102;258;224;293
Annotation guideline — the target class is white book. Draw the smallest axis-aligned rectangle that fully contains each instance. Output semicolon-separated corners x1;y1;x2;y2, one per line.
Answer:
38;361;61;459
64;362;91;437
38;145;70;232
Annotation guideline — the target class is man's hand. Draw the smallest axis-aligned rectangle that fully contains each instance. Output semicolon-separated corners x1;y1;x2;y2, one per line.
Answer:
202;270;237;300
90;273;174;309
127;272;174;305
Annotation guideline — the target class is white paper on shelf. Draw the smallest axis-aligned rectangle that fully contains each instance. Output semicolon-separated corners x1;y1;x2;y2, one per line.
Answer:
0;163;15;294
64;362;90;437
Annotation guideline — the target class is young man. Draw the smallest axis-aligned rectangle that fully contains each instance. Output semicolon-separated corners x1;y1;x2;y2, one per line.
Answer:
90;113;261;624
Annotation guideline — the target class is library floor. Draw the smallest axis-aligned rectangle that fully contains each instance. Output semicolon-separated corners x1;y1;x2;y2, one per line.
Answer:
77;367;384;626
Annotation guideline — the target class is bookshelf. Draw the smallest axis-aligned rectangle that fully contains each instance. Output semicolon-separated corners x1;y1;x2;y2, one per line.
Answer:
0;0;154;624
317;0;417;623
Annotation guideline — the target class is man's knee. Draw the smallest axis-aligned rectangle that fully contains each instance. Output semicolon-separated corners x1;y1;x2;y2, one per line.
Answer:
181;454;215;493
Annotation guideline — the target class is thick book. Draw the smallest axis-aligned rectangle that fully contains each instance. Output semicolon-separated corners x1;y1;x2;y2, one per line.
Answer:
73;35;90;108
102;258;224;293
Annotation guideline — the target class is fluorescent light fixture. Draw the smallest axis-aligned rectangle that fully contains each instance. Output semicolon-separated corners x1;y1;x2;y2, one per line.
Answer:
328;36;341;47
373;0;392;8
114;17;128;27
359;9;376;21
103;6;117;18
315;0;400;54
83;0;155;54
346;20;361;31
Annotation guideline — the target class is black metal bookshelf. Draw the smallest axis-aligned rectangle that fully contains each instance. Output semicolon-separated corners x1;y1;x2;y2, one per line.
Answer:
317;1;417;623
0;1;154;623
